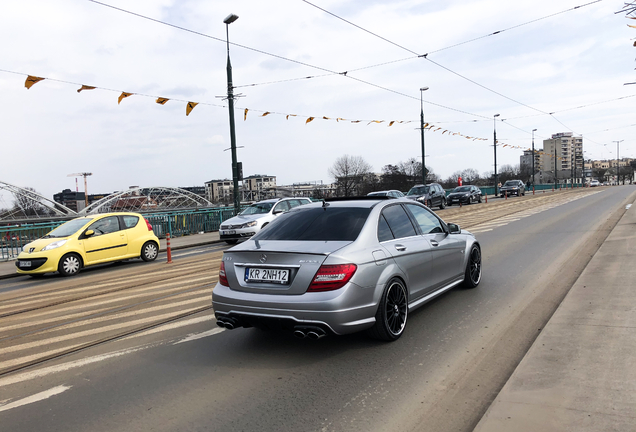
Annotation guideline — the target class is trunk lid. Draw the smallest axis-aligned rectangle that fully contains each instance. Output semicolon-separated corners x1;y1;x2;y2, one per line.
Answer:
223;240;351;295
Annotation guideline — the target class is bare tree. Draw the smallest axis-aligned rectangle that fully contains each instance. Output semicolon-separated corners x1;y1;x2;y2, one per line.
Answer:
329;155;373;197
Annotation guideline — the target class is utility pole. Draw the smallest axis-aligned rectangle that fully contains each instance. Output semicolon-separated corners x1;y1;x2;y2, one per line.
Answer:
224;13;241;215
532;129;537;191
554;144;557;189
614;140;624;185
419;87;429;185
493;114;500;195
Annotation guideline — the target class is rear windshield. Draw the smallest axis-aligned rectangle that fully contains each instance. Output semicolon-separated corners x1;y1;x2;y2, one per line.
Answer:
252;207;371;241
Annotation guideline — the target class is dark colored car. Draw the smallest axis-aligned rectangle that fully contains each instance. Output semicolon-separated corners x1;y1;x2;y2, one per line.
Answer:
499;180;525;197
447;185;482;206
405;183;446;209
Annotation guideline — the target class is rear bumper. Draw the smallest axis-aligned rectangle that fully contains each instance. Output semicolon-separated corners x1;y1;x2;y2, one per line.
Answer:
212;282;378;335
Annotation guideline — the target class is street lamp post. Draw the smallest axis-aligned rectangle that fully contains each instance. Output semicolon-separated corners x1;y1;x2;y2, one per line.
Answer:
614;140;624;185
493;114;500;195
224;13;240;215
420;87;429;185
532;128;537;192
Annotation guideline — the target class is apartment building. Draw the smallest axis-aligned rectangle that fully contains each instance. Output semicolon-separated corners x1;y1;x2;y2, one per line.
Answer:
541;132;584;183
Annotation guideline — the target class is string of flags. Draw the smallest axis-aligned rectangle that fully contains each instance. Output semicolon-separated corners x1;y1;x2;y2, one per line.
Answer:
20;72;569;160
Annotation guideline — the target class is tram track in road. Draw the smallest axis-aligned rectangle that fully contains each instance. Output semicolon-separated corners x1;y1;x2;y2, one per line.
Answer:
0;255;222;318
0;252;223;377
0;305;213;377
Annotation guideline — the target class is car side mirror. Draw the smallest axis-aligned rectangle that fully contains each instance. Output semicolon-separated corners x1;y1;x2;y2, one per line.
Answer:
273;210;284;215
448;223;461;234
84;230;95;237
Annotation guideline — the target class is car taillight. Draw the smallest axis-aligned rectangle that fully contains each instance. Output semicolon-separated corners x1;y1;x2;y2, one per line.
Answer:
144;218;153;231
219;261;229;286
308;264;357;292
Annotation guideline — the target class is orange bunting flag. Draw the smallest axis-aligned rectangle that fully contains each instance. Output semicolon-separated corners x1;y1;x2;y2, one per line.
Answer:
156;97;169;105
351;120;361;123
442;130;448;134
628;24;636;28
186;102;198;116
25;75;44;89
337;118;346;122
388;121;395;127
323;116;330;120
368;120;384;125
261;111;271;117
118;92;133;104
77;85;96;93
244;109;249;120
306;117;315;124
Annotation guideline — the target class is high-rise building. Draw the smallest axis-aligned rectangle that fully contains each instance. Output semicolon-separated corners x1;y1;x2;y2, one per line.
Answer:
540;132;583;184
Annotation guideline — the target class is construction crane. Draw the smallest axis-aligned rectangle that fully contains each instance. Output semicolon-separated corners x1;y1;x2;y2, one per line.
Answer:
67;172;92;208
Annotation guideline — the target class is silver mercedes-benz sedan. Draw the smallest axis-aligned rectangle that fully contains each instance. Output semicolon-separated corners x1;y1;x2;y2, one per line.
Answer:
212;197;481;341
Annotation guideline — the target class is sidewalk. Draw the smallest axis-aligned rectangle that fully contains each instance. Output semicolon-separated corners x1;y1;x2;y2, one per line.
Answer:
0;231;221;280
474;202;636;431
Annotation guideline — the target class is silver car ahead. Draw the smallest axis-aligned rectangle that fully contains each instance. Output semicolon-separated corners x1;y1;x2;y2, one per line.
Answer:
212;197;481;341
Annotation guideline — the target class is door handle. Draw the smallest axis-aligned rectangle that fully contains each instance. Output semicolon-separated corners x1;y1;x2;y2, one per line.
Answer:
430;240;439;247
395;244;406;251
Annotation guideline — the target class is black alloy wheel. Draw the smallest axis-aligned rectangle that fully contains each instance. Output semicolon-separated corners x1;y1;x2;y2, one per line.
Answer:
462;245;482;288
368;278;408;341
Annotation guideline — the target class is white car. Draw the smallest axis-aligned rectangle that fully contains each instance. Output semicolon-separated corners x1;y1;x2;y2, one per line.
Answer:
590;180;600;187
219;197;312;244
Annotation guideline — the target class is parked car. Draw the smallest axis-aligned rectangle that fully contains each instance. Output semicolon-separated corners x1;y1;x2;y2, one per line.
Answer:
15;212;159;277
405;183;447;209
367;190;405;198
590;180;600;187
447;185;482;206
213;197;482;341
499;180;525;197
219;197;312;244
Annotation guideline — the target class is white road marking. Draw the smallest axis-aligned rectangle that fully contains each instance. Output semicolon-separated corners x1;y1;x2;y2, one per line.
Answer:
0;385;72;412
173;327;224;344
627;204;632;210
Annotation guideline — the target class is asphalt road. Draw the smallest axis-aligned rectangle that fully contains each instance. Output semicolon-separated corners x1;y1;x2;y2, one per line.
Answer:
1;186;633;432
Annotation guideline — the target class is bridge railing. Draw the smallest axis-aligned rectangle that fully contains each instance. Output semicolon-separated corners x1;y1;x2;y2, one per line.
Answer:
0;207;241;261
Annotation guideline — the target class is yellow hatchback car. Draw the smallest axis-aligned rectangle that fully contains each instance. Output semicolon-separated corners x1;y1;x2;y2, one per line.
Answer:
16;212;160;277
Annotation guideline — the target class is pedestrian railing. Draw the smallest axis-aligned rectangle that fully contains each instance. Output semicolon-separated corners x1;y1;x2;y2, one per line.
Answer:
0;207;243;261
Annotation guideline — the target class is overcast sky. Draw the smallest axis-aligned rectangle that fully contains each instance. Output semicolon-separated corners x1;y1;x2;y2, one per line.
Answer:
1;0;634;204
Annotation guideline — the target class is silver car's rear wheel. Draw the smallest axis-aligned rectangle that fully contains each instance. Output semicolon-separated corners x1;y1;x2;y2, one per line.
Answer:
369;278;408;341
463;245;481;288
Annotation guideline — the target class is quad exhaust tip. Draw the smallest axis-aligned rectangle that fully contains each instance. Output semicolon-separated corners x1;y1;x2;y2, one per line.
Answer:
294;326;327;340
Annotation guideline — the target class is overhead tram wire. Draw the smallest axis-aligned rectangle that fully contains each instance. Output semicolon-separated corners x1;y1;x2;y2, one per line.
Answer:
236;0;606;90
300;0;605;123
85;0;490;120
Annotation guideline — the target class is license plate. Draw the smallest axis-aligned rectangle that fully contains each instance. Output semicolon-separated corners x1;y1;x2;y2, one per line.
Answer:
222;230;236;235
245;268;289;284
19;261;32;268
